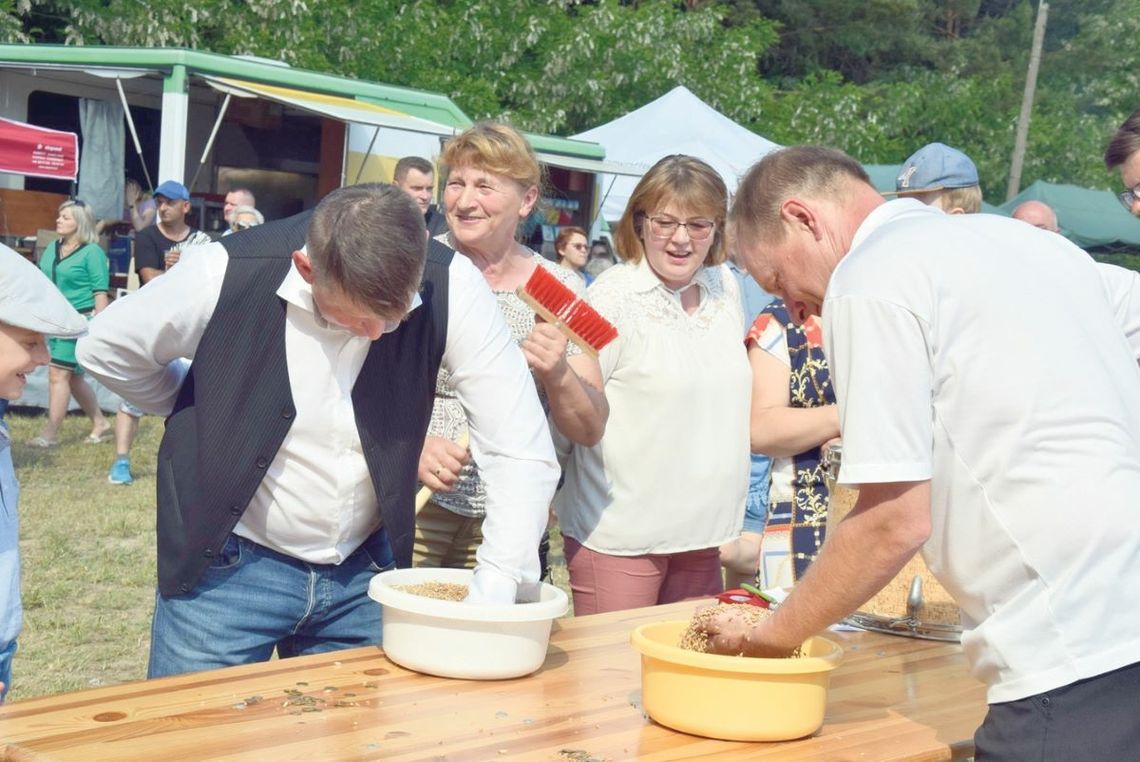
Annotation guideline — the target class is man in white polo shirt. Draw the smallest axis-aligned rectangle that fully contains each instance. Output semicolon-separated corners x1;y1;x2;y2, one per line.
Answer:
702;145;1140;759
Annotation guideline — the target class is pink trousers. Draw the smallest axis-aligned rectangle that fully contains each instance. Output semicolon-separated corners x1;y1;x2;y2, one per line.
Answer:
563;536;723;616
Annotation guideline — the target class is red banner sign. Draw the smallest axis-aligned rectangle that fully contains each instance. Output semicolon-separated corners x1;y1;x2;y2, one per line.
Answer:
0;116;79;180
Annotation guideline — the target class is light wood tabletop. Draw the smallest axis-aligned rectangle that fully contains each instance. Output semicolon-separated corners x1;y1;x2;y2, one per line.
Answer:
0;600;986;761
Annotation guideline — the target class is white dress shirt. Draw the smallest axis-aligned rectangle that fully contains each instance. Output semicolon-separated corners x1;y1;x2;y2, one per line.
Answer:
77;241;558;604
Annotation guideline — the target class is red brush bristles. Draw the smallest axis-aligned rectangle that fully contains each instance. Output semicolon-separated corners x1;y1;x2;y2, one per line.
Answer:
517;267;618;356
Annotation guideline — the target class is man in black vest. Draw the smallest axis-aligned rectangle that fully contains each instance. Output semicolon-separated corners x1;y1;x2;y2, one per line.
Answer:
78;184;558;678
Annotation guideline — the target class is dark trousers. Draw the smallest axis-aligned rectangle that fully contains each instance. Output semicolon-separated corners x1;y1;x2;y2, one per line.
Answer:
975;660;1140;761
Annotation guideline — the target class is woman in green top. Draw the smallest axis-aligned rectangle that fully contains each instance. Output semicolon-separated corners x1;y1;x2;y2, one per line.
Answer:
29;200;112;447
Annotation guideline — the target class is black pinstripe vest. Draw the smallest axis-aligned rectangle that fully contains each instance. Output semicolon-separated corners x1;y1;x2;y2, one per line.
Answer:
155;210;452;597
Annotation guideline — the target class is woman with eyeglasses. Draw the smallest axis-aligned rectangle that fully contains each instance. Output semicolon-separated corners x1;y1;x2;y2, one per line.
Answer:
414;121;608;576
29;200;112;447
554;226;592;287
553;154;751;615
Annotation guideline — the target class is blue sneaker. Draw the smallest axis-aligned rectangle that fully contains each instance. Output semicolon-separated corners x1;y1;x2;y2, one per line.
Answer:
108;458;134;485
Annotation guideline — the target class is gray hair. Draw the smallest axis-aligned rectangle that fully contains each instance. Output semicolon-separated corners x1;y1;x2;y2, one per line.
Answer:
306;183;427;317
731;146;871;244
231;205;265;227
59;199;99;245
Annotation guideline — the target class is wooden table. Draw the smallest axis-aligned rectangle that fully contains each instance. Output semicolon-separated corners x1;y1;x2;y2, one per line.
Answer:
0;601;986;761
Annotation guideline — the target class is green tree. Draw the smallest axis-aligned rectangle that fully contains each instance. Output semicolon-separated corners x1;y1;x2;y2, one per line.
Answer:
4;0;1136;196
7;0;779;136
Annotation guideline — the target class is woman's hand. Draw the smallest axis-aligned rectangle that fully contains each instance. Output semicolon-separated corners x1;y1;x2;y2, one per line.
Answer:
417;435;471;493
522;321;571;384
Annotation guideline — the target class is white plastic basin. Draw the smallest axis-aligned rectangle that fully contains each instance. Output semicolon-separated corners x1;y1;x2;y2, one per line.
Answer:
368;567;569;680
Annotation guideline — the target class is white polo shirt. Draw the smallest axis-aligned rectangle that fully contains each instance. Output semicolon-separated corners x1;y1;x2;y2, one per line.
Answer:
824;199;1140;703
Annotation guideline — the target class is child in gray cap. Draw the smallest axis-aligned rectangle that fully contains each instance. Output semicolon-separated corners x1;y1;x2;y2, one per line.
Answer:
0;244;86;701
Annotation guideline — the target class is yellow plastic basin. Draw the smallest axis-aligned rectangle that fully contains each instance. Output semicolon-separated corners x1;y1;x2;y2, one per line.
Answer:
630;620;843;742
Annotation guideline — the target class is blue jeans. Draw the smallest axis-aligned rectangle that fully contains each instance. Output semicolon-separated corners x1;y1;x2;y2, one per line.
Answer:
0;639;15;703
148;528;396;678
742;452;773;534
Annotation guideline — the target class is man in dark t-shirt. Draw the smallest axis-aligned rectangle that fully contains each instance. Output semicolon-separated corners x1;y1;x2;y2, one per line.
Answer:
114;180;211;489
134;180;211;285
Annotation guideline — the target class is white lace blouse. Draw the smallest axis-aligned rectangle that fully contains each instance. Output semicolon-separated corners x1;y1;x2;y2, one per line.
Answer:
553;256;752;555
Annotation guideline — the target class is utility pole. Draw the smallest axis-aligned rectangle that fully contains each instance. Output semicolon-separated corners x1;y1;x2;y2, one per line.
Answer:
1007;1;1049;201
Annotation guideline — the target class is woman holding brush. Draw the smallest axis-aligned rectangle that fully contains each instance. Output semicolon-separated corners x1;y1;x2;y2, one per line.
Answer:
553;155;751;615
413;121;608;574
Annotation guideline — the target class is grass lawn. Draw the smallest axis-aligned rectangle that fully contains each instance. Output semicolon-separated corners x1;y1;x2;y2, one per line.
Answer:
5;409;572;702
6;410;162;701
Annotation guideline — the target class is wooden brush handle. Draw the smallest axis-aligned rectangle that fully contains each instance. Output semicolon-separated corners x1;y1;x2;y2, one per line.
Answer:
414;428;470;513
517;288;600;358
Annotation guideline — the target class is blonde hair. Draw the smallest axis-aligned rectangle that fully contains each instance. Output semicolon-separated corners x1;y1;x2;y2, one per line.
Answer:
614;155;728;266
439;121;542;190
938;185;983;214
900;185;983;215
59;200;99;245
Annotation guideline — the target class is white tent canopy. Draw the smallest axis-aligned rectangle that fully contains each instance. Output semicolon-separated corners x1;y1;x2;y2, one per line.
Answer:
572;86;781;224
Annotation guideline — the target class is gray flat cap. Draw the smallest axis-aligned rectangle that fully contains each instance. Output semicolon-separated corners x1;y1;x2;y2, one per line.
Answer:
0;243;88;337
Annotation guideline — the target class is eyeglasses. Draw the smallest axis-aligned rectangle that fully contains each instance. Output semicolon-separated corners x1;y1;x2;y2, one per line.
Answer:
1119;182;1140;212
568;243;588;251
645;214;716;240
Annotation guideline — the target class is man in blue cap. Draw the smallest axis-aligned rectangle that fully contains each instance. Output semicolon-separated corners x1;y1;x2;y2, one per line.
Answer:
885;142;983;215
133;180;212;285
110;180;211;486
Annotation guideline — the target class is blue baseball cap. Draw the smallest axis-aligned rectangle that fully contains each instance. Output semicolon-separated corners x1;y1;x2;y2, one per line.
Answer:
153;180;190;202
887;142;979;195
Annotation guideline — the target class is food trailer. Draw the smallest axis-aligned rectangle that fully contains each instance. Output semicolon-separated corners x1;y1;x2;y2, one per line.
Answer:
0;44;634;248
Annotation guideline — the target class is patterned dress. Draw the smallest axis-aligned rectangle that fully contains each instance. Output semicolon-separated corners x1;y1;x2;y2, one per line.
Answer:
428;243;583;519
748;300;836;588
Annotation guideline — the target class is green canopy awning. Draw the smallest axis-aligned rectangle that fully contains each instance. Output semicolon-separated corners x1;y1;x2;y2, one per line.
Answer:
999;180;1140;250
